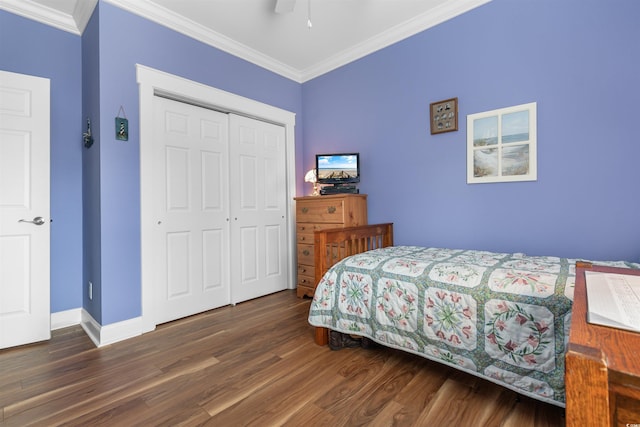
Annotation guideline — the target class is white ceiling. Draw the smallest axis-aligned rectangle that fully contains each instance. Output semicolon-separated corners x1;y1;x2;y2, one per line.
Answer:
2;0;491;82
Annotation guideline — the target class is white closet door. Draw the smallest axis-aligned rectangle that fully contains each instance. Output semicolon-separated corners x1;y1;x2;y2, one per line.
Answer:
229;114;288;303
152;96;230;324
0;70;50;348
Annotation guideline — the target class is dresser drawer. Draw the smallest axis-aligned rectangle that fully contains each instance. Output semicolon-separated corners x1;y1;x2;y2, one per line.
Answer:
296;223;339;244
296;199;345;223
297;264;314;279
297;243;314;265
297;268;315;290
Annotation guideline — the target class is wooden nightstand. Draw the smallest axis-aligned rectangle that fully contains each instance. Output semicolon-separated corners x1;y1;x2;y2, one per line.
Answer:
566;263;640;427
293;194;367;298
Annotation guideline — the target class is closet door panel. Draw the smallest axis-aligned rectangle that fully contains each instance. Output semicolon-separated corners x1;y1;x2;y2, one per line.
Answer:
229;114;288;303
201;151;224;211
238;154;258;209
239;225;258;282
202;229;224;290
152;97;230;324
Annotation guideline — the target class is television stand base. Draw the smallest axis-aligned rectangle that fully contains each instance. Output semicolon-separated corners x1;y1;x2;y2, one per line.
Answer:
320;185;359;195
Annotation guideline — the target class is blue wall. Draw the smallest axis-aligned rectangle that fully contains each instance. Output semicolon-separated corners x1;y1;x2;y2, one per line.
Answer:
2;2;303;325
0;11;83;314
91;2;303;324
82;6;102;322
302;0;640;262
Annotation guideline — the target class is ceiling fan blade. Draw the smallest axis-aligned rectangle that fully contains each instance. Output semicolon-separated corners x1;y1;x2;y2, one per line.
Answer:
275;0;296;14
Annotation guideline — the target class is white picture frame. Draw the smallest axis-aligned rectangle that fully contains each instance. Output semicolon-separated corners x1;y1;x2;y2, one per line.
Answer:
467;102;537;184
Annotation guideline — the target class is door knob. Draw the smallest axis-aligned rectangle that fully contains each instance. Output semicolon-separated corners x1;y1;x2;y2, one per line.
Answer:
19;216;45;226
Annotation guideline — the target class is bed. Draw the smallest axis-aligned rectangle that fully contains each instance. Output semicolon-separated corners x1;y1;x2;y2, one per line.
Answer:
307;223;639;407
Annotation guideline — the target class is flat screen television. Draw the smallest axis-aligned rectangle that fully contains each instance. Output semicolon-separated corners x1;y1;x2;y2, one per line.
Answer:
315;153;360;186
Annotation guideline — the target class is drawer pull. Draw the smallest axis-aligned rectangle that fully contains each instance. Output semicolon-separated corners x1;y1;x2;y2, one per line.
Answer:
301;207;309;213
303;249;310;256
300;236;305;241
327;206;336;214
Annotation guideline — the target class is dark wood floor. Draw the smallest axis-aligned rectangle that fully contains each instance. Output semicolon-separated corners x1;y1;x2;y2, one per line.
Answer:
0;290;565;426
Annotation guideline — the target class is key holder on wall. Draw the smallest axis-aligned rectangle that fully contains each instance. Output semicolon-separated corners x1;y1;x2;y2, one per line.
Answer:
115;106;128;141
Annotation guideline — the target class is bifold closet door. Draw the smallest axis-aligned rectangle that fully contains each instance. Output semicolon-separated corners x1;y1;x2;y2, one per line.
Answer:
151;97;289;324
229;114;288;304
152;96;231;324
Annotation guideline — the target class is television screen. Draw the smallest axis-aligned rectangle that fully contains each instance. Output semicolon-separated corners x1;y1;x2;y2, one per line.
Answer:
316;153;360;185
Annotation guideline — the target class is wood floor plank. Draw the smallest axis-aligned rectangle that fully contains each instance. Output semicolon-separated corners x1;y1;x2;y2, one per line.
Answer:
0;290;565;426
334;355;423;425
414;371;514;427
281;402;337;427
392;357;451;414
206;350;352;426
503;396;567;427
313;349;394;413
367;399;410;427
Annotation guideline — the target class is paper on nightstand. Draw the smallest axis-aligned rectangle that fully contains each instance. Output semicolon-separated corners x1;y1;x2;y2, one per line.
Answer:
585;270;640;333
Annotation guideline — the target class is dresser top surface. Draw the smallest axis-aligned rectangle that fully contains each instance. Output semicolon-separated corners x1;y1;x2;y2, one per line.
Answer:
294;194;367;201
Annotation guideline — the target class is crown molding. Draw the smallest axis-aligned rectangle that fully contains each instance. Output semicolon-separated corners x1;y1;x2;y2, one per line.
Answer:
104;0;303;82
300;0;492;81
2;0;491;83
106;0;490;83
0;0;97;35
73;0;98;33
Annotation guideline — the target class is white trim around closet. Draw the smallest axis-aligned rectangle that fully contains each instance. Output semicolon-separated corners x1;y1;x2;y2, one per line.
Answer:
136;64;297;334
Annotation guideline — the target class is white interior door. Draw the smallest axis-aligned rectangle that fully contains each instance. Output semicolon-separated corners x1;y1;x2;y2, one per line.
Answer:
0;70;50;349
152;96;231;324
229;114;288;303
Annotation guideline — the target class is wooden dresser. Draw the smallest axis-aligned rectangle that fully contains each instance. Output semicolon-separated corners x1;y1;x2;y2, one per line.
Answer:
294;194;367;298
566;263;640;427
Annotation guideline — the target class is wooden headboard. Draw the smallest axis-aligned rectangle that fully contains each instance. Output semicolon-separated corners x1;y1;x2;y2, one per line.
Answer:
311;223;393;345
313;222;394;293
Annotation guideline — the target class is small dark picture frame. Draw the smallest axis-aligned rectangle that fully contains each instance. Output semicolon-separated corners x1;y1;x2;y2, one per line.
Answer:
430;97;458;135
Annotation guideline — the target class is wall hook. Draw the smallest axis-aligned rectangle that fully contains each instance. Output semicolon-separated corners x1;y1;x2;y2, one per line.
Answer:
83;117;94;148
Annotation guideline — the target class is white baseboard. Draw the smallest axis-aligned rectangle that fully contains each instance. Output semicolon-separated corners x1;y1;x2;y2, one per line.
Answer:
50;308;144;347
81;310;144;347
80;310;101;347
51;308;82;330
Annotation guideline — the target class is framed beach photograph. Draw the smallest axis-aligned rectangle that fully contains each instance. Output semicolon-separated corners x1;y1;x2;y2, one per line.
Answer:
467;102;537;184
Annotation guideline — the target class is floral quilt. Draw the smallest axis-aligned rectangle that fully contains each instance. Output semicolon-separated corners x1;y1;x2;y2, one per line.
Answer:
308;246;639;407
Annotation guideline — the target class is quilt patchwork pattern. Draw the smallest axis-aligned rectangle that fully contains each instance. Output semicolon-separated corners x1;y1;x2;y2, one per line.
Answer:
309;246;639;407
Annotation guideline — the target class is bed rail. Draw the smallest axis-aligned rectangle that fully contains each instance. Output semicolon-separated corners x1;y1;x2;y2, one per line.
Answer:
312;223;394;345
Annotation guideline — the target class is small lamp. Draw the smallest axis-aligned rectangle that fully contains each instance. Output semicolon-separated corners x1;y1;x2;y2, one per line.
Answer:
304;169;319;196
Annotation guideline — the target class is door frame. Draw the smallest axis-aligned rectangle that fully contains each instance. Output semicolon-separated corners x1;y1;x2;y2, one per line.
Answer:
137;64;296;333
